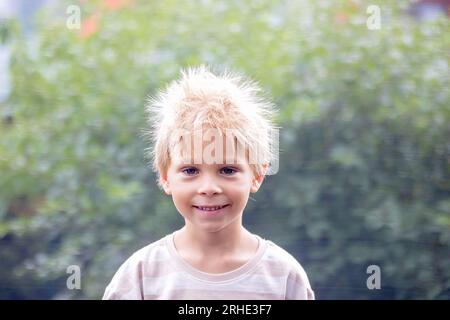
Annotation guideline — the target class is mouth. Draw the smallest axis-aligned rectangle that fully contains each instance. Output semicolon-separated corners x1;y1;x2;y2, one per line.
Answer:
192;204;230;212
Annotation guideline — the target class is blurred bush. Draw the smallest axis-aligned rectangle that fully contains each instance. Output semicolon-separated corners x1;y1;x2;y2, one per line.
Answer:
0;0;449;299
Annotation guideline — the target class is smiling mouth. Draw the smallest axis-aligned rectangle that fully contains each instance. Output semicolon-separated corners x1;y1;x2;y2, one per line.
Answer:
192;204;230;211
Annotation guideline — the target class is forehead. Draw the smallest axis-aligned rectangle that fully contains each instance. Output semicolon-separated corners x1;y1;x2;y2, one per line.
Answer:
170;128;251;166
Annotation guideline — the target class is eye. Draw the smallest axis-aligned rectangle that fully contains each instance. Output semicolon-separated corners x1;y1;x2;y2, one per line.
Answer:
220;167;237;175
181;167;198;175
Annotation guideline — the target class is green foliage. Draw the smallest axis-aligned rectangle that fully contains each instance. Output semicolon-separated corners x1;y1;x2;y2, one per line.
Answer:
1;0;449;299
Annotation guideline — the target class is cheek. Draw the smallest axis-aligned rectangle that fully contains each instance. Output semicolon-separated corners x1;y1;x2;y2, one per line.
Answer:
226;184;251;202
171;195;192;217
171;187;190;202
171;184;196;206
230;178;254;192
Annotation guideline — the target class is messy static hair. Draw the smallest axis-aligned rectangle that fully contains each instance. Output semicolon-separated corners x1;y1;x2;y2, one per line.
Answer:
144;65;279;190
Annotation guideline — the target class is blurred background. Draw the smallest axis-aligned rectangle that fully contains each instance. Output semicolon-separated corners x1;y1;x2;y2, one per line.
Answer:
0;0;449;299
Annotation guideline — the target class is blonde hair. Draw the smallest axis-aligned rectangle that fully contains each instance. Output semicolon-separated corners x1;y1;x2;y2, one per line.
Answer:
144;65;279;190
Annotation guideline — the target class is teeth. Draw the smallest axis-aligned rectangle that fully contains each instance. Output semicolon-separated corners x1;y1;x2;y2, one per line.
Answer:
196;205;226;211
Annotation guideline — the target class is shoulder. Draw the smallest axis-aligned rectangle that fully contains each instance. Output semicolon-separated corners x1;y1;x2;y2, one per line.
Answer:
115;236;169;272
129;236;169;264
263;239;315;300
102;235;169;300
264;239;309;279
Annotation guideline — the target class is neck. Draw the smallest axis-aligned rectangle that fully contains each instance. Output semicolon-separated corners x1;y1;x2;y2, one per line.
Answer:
176;222;251;257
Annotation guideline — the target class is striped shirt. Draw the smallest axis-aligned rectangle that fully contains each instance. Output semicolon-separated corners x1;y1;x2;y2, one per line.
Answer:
103;231;315;300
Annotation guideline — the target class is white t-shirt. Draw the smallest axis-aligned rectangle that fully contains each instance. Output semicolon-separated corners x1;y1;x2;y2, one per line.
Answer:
103;231;315;300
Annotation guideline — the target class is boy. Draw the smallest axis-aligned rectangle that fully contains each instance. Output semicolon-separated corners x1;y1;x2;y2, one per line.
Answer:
103;66;314;300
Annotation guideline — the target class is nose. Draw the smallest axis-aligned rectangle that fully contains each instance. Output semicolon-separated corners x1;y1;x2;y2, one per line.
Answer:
197;176;222;196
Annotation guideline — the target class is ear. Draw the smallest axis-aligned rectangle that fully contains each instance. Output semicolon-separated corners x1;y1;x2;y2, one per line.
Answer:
159;172;172;195
250;163;269;193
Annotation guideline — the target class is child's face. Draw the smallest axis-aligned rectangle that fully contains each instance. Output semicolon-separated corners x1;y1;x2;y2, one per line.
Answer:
160;133;266;234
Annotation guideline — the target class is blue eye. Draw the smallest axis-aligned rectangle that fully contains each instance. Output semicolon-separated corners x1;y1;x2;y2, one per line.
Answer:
182;167;198;175
220;167;237;175
181;167;237;176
